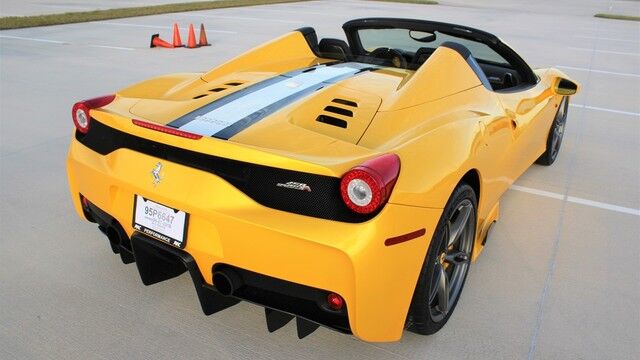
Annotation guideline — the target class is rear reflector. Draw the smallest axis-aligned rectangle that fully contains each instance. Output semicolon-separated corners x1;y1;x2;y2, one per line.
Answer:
326;293;344;311
384;228;426;246
132;119;203;140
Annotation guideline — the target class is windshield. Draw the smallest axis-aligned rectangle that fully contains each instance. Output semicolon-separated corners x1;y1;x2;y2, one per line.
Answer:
357;28;510;68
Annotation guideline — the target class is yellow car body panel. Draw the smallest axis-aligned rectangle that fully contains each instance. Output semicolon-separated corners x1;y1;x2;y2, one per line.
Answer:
66;20;578;342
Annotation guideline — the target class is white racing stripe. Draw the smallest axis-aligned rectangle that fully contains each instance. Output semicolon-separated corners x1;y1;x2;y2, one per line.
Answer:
510;185;640;216
179;65;360;136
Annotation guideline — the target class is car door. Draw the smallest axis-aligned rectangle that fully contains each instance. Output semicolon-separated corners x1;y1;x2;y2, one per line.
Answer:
495;82;557;180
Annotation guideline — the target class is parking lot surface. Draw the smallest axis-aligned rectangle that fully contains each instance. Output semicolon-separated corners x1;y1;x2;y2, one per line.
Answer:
1;1;639;359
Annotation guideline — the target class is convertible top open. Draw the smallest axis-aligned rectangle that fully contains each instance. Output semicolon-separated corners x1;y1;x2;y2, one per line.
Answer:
67;18;578;341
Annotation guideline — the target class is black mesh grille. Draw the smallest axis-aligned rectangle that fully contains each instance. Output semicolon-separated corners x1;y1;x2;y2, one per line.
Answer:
76;119;378;223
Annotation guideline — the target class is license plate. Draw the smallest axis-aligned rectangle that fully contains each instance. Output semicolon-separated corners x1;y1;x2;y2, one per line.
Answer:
133;195;188;248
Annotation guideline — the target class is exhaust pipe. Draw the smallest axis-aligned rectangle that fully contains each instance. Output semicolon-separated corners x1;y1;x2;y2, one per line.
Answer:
213;269;243;296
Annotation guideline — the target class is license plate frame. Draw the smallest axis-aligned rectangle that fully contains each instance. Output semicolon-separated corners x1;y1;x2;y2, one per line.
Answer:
132;195;188;249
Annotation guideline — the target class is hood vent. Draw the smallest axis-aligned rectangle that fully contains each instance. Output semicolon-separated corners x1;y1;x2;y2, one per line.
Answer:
324;105;353;117
332;98;358;108
316;115;347;128
315;98;358;129
194;81;246;99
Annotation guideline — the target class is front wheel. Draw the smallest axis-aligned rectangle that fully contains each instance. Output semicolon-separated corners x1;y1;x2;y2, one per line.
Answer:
536;96;569;166
407;183;477;335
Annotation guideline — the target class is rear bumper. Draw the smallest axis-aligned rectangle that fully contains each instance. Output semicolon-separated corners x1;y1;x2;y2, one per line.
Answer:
67;135;444;342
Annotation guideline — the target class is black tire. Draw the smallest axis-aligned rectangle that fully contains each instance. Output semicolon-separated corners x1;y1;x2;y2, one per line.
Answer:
536;96;569;166
406;183;477;335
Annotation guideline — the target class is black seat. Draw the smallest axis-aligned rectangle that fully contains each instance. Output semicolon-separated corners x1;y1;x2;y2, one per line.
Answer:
413;47;435;65
319;38;351;61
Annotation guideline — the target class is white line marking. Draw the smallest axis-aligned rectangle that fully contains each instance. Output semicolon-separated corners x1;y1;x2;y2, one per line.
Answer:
180;13;304;24
510;185;565;200
510;185;640;216
556;65;640;78
567;196;640;216
96;22;237;34
88;44;135;51
570;103;640;117
240;7;341;16
568;47;640;56
574;35;639;43
0;35;68;44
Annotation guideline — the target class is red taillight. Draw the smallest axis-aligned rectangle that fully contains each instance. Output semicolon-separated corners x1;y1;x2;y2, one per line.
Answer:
71;94;115;134
326;293;344;311
132;119;203;140
340;154;400;214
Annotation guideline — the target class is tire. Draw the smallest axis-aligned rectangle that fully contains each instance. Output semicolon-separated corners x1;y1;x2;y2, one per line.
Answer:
536;96;569;166
406;183;477;335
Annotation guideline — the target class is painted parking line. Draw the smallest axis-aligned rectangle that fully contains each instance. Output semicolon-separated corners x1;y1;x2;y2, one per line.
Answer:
96;22;237;34
0;34;135;51
568;47;640;56
88;44;135;51
556;65;640;78
569;104;640;117
510;185;640;216
0;34;68;44
573;35;639;43
240;7;342;16
180;13;304;24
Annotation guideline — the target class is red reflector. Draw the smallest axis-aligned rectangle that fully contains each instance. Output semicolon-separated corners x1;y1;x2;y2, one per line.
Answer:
384;228;426;246
326;293;344;311
80;195;89;208
132;119;203;140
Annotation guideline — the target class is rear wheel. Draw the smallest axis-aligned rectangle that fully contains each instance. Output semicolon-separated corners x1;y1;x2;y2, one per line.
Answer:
536;96;569;166
407;183;477;335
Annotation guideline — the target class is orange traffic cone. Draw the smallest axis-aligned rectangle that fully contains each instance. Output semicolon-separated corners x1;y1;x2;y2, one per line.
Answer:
150;34;174;48
186;23;198;48
172;23;184;47
198;23;211;46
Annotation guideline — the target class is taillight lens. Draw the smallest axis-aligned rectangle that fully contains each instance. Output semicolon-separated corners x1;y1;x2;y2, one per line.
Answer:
71;94;115;134
340;154;400;214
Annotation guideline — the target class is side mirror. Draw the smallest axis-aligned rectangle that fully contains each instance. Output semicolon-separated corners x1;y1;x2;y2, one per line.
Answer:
554;78;578;96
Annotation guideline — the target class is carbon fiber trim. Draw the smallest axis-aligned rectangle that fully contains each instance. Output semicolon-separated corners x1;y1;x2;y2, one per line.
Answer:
75;119;379;223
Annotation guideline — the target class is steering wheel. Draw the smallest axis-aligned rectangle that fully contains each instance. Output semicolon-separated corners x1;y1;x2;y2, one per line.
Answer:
369;47;408;69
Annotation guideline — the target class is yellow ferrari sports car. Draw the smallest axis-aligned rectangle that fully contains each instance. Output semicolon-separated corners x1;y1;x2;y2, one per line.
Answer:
66;18;578;342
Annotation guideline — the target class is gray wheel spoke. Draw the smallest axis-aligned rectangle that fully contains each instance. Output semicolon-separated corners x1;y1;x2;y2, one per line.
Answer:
436;264;449;314
447;203;472;247
445;251;469;265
